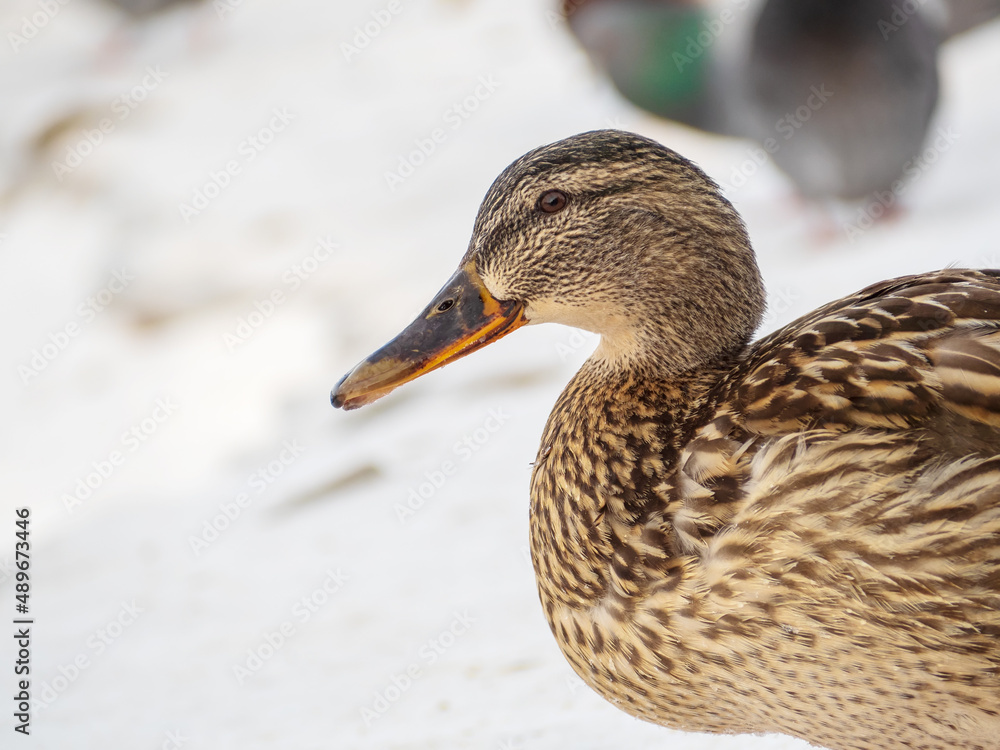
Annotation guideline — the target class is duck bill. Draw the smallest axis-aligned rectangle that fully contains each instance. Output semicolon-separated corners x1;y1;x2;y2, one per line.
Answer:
331;261;526;410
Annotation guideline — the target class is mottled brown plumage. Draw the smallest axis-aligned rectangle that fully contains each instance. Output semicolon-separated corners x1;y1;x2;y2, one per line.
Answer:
332;130;1000;750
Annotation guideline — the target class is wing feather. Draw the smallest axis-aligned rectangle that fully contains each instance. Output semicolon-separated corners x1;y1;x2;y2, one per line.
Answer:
676;270;1000;548
735;269;1000;437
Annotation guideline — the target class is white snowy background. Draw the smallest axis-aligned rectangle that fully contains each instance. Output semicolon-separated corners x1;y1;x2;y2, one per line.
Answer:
1;0;998;748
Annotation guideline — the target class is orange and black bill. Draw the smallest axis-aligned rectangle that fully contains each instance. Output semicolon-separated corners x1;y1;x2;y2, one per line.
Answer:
331;261;526;410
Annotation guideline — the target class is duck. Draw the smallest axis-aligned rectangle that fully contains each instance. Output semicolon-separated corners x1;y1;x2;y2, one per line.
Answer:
744;0;940;201
331;130;1000;750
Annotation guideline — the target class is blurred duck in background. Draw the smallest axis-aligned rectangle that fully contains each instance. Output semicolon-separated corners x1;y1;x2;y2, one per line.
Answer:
745;0;938;201
564;0;1000;202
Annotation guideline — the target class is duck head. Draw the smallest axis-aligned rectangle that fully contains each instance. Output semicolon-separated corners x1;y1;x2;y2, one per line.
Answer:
332;130;764;410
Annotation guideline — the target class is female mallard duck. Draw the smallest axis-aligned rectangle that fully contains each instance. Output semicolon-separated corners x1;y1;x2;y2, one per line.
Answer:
332;130;1000;750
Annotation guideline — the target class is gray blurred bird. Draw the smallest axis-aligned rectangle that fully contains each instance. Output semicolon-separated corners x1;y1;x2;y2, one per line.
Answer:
745;0;939;200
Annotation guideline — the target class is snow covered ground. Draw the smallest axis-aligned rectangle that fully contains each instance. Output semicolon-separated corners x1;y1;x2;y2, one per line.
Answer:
1;0;999;748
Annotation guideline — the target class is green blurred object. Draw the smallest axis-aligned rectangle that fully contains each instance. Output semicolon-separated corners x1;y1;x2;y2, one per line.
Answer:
565;0;737;135
586;12;710;117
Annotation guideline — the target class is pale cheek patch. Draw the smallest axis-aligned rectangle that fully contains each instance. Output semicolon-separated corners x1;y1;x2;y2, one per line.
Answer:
479;266;511;304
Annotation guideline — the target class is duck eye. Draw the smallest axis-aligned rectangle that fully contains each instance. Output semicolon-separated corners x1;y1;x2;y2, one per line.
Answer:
538;190;568;214
435;299;455;313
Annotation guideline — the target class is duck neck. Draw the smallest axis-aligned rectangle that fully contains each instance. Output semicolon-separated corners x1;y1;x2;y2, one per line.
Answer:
529;355;729;617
